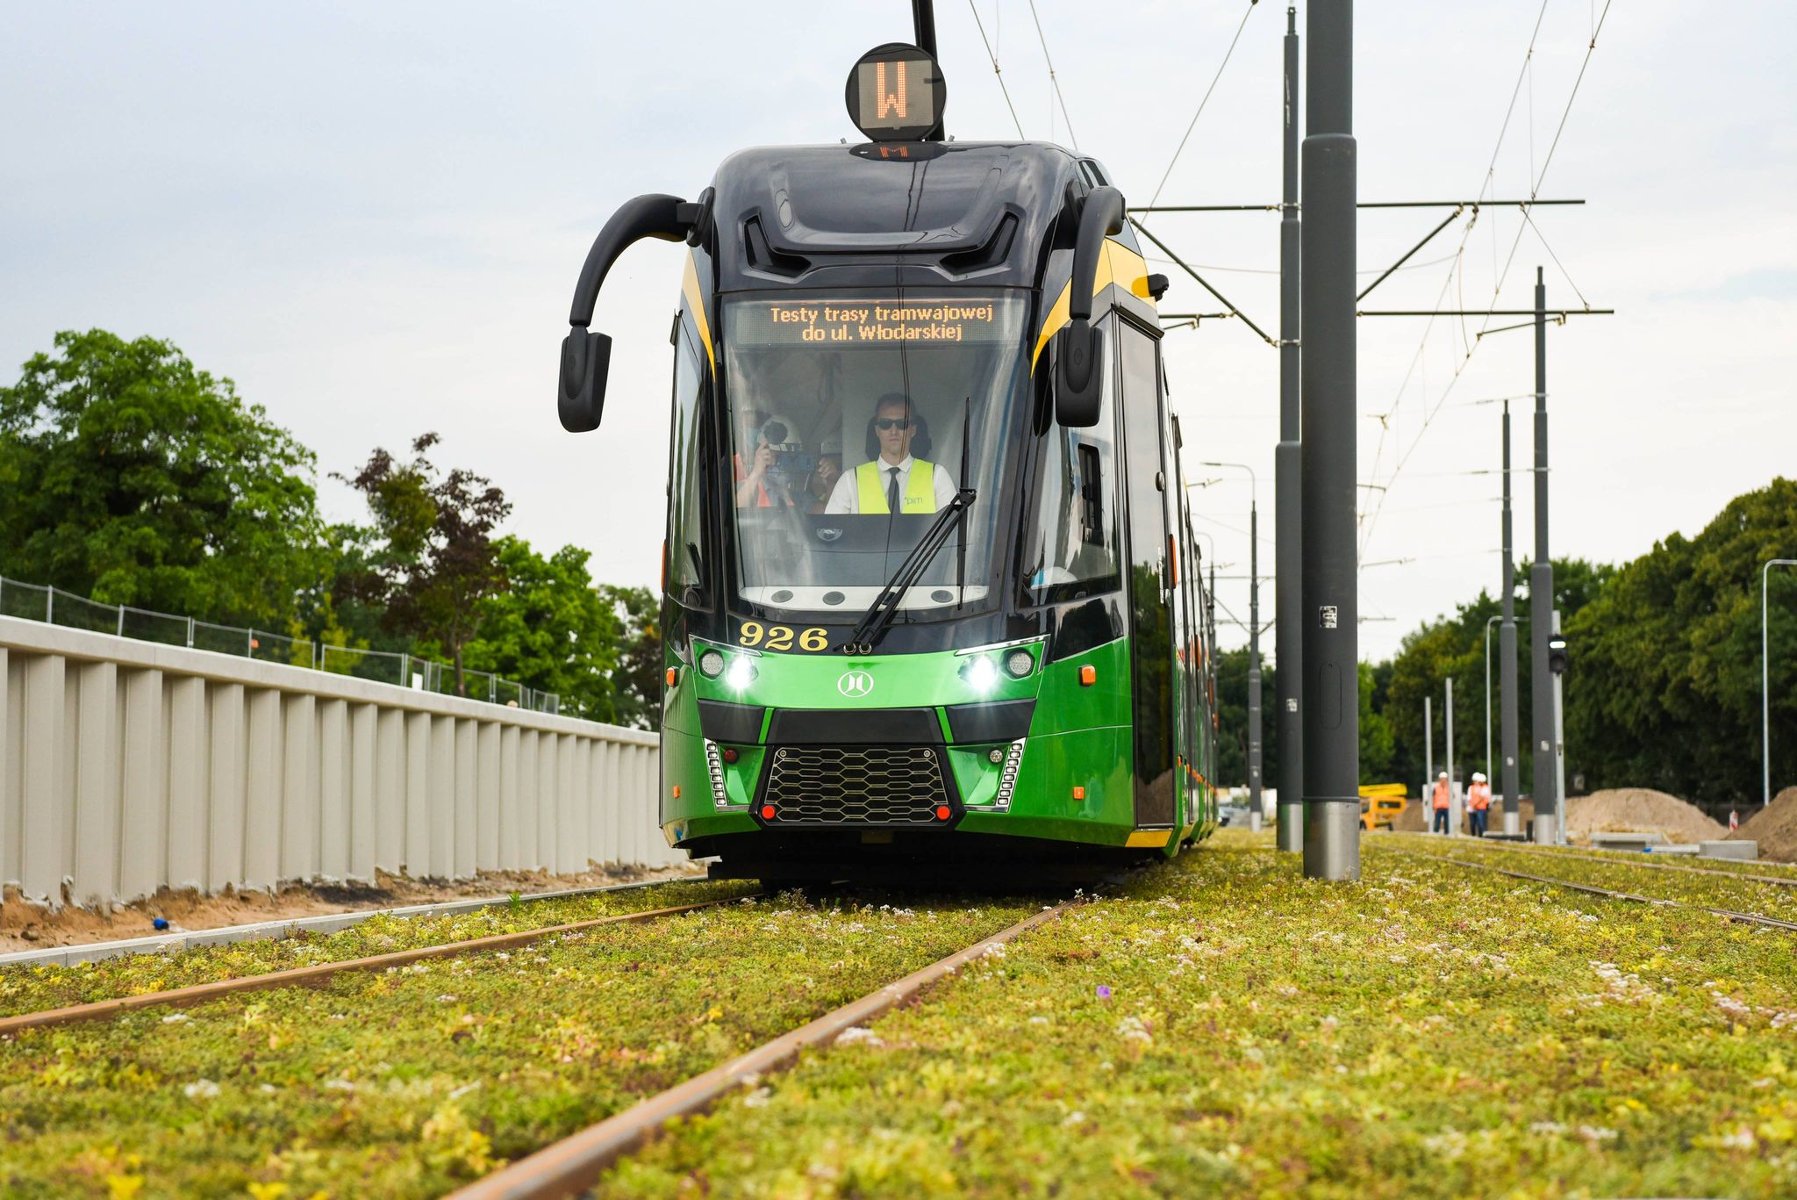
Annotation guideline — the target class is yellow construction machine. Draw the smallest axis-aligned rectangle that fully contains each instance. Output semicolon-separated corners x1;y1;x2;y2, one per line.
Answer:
1358;783;1408;831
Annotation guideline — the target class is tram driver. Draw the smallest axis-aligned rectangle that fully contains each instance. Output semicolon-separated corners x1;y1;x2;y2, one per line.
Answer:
823;392;957;515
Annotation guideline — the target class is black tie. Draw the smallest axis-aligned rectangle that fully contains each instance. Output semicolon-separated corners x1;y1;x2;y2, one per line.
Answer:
886;466;901;514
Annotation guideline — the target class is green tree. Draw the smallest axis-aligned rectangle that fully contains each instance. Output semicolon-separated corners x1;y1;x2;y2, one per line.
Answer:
462;537;622;719
1213;648;1279;790
1374;557;1611;796
0;329;323;624
601;584;662;731
337;433;512;696
1563;479;1797;810
1358;661;1395;783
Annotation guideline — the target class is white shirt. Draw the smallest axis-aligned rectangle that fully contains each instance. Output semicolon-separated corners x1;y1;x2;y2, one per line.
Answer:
824;454;957;514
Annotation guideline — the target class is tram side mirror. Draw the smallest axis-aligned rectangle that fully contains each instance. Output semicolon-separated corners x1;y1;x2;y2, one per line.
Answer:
558;329;613;432
1053;318;1104;427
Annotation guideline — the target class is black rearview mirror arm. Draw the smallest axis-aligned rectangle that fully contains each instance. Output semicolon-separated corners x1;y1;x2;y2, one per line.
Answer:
558;192;706;432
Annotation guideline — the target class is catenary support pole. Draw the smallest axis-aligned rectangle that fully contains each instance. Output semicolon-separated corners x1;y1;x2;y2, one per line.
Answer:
1275;3;1304;852
1446;677;1459;834
1530;266;1559;844
1424;696;1433;793
1501;401;1522;835
1300;0;1359;879
1484;615;1496;784
1248;498;1263;822
1553;609;1567;840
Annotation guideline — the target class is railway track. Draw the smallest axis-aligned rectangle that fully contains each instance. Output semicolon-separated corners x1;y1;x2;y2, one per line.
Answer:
1426;838;1797;888
1396;848;1797;933
0;896;737;1036
446;895;1085;1200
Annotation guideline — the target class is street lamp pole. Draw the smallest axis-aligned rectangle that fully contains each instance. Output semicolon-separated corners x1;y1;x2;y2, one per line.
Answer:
1200;462;1260;822
1765;559;1797;808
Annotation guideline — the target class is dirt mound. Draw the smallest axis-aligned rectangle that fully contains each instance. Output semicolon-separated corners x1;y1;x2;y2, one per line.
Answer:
1732;786;1797;862
1565;788;1724;845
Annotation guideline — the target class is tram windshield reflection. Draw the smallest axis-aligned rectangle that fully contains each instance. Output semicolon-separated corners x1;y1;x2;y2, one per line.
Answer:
721;292;1027;618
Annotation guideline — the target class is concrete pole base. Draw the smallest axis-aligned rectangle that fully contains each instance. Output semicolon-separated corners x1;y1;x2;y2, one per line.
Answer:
1302;801;1361;881
1531;815;1558;845
1276;804;1303;852
1248;811;1263;833
1503;811;1519;836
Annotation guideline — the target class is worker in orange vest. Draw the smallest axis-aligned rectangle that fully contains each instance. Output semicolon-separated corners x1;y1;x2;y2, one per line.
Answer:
1467;771;1492;837
1431;771;1452;835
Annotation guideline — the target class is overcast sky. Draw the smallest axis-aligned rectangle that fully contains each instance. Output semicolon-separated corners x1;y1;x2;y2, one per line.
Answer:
4;1;1792;661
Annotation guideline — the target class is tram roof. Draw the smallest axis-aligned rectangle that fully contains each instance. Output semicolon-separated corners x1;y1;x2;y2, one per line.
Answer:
707;141;1106;292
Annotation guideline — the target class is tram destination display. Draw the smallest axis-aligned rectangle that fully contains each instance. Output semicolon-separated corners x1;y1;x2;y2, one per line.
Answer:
845;43;946;142
731;298;1007;347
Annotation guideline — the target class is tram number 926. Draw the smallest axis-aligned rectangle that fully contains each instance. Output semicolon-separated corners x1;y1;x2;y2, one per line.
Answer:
737;623;830;653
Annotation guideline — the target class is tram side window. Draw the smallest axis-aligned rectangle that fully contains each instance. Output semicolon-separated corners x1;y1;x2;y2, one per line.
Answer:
667;331;707;600
1023;321;1122;604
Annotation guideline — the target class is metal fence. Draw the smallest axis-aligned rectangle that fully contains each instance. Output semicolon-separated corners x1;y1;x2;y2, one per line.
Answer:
0;575;558;714
0;616;675;908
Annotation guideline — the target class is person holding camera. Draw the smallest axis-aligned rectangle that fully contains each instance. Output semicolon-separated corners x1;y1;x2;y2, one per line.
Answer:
736;412;812;508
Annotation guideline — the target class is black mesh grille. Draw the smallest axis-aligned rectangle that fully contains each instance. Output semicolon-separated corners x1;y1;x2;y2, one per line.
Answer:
762;745;952;825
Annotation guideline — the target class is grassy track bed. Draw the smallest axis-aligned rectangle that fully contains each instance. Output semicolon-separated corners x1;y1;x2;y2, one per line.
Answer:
0;880;748;1020
599;833;1797;1199
0;892;1037;1197
1393;839;1797;919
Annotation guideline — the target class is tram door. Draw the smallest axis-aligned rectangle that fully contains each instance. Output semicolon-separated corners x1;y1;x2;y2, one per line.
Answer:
1118;318;1176;827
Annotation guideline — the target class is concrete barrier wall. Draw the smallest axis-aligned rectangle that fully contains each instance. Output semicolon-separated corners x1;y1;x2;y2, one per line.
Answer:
0;616;679;908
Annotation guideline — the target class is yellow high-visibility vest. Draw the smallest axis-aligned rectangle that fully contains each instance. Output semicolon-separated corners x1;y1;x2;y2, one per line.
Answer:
854;459;936;513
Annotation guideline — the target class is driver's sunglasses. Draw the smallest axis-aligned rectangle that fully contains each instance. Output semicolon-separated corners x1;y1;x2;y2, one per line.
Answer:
873;417;912;431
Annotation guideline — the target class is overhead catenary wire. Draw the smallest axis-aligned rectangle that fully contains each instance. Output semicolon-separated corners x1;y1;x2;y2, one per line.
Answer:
967;0;1026;139
1145;0;1261;211
1358;1;1616;558
1358;0;1554;525
1026;0;1079;150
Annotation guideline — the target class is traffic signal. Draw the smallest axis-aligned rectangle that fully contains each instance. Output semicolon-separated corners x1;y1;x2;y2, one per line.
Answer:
1547;634;1569;675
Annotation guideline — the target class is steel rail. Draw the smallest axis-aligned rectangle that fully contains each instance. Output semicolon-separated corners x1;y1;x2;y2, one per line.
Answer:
447;896;1084;1200
1461;843;1797;889
0;873;708;971
1395;850;1797;933
1385;830;1797;888
0;898;735;1036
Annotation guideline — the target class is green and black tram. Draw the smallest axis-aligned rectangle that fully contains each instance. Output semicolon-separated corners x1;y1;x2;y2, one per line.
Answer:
555;40;1219;883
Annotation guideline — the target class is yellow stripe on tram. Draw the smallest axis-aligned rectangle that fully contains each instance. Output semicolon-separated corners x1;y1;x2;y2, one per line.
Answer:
682;253;715;373
1125;829;1173;849
1030;239;1153;369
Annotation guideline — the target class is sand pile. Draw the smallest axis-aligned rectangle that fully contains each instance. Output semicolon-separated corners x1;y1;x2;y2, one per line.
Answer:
1565;788;1724;845
1732;786;1797;863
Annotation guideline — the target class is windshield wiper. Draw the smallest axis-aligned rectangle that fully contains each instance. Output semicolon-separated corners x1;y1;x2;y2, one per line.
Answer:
846;488;977;653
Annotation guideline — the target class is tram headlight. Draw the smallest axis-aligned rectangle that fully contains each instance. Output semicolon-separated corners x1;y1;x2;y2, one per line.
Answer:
959;656;1000;694
724;656;759;690
1004;649;1035;679
698;650;725;678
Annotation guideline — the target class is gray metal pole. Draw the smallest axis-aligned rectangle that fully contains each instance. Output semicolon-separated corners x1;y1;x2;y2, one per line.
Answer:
1276;2;1303;852
1553;609;1567;842
1447;677;1460;832
1300;0;1359;879
1248;498;1263;818
1424;695;1433;788
1501;401;1522;834
1763;561;1797;807
1530;266;1558;844
1484;615;1497;783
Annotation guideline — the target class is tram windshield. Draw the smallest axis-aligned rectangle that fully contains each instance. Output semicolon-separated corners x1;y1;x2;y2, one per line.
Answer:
722;292;1028;617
